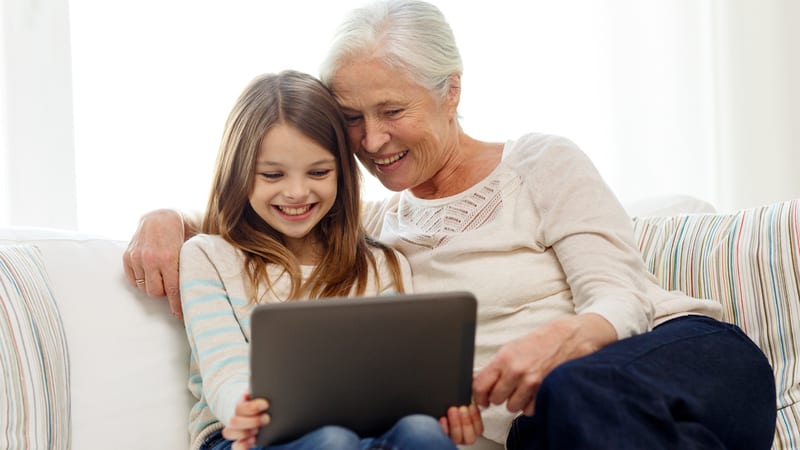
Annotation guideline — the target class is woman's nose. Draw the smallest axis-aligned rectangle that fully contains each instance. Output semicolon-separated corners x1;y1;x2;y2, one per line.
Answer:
361;117;390;153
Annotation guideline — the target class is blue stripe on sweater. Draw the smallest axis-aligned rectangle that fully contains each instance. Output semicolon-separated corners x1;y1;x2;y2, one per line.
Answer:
203;355;249;379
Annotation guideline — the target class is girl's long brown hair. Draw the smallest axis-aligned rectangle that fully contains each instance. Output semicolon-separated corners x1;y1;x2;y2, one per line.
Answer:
202;70;405;301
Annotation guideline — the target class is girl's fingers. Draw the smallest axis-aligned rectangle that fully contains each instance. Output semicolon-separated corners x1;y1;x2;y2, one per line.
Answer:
457;405;477;444
447;406;463;443
469;402;484;436
439;415;450;436
235;397;270;416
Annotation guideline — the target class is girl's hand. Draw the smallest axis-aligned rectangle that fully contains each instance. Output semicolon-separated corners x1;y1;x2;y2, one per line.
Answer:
439;402;483;445
222;393;271;450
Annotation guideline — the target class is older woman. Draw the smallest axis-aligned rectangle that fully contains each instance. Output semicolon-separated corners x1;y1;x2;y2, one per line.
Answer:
125;1;776;449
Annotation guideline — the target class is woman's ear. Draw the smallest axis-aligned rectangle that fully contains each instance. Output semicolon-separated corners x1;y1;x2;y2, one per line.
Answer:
446;73;462;119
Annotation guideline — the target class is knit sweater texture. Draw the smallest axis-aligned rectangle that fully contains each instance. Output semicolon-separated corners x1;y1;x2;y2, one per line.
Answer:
179;234;412;449
361;133;722;444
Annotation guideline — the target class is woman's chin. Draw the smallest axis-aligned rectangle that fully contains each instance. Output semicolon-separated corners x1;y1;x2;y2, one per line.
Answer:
375;175;410;192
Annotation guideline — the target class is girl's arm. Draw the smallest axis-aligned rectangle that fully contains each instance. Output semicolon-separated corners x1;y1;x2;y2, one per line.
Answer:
180;236;252;426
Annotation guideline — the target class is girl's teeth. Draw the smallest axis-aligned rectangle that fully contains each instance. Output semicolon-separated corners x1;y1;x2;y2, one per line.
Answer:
279;205;311;215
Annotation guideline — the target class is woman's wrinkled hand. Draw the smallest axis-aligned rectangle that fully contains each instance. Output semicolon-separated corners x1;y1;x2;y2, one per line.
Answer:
223;394;271;450
439;402;483;445
122;208;188;320
472;314;617;416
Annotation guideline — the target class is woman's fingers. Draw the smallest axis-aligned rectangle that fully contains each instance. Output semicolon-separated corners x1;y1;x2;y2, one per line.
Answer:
472;366;500;408
121;209;186;318
507;383;538;415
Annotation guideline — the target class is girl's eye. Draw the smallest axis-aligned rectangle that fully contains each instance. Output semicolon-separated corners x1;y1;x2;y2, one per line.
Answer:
309;169;332;177
260;172;282;180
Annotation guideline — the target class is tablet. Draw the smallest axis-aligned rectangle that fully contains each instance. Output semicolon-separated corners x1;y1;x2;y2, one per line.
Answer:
249;291;477;447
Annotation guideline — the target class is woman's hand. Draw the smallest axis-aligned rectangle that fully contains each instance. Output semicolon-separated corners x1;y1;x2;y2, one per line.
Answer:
122;208;194;320
439;402;483;445
472;314;617;416
223;394;271;450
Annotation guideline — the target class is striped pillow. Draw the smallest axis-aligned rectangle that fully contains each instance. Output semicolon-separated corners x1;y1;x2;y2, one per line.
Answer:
632;199;800;450
0;245;70;449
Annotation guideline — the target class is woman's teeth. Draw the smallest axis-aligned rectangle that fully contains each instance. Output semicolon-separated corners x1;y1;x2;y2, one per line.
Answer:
374;150;408;166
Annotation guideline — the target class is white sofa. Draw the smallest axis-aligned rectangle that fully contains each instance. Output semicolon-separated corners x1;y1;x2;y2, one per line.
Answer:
1;196;799;450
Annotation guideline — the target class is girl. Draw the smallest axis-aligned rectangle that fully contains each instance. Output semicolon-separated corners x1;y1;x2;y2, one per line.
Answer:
179;70;480;450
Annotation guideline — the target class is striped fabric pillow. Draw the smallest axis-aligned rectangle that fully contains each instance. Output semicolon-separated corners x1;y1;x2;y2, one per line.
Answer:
632;199;800;450
0;245;70;449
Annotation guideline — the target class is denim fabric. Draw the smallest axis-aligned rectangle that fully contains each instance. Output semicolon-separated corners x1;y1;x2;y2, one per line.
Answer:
507;315;776;450
201;414;456;450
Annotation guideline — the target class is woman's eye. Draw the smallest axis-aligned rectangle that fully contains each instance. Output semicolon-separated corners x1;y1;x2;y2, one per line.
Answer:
344;115;362;124
385;109;403;117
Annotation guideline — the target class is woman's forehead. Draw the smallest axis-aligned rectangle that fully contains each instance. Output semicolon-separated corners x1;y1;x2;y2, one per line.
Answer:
331;59;426;109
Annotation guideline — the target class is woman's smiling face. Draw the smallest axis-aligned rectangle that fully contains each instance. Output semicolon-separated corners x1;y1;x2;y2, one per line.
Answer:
330;57;460;196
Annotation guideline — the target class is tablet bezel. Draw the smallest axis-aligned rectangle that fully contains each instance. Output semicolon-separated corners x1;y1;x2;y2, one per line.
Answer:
249;291;477;446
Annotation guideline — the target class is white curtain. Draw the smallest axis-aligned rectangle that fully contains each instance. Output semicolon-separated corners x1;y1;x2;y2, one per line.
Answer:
2;0;798;239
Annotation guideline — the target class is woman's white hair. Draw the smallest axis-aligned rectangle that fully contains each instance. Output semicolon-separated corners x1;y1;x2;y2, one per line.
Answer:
319;0;463;101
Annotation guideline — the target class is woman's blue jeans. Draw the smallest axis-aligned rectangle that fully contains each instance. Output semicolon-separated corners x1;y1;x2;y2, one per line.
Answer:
201;414;456;450
506;315;777;450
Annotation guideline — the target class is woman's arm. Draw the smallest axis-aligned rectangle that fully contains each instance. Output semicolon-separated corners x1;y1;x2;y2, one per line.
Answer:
123;208;201;319
474;135;652;416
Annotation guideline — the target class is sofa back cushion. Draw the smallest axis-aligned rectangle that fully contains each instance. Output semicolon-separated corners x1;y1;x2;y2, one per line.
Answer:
633;199;800;450
0;229;193;450
1;245;70;449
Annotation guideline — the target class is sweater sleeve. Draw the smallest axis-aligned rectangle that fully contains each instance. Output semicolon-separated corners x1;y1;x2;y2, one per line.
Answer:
518;134;655;338
180;235;250;426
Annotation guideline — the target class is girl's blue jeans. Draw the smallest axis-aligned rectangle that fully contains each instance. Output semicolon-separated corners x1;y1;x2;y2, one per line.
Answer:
201;414;456;450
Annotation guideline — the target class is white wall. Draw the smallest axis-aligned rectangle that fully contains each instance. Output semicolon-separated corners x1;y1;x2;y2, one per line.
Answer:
0;0;77;229
1;0;799;238
715;0;800;211
0;0;8;225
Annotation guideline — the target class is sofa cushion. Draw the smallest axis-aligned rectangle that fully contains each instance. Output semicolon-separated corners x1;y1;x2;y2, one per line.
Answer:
0;244;70;449
0;229;193;450
632;199;800;449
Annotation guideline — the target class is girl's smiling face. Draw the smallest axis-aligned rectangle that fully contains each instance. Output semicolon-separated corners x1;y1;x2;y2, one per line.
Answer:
249;123;338;262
